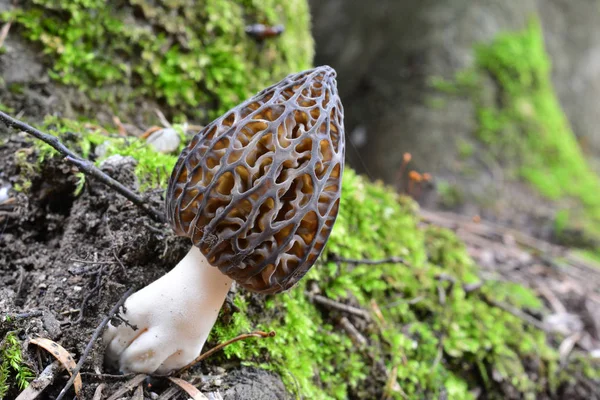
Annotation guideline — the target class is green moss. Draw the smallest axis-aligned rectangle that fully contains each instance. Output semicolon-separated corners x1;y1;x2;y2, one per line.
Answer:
431;19;600;245
0;332;34;397
2;0;312;119
33;116;185;190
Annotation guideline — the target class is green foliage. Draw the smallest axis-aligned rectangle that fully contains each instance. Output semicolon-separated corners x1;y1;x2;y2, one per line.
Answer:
0;332;34;397
2;0;313;119
211;170;569;399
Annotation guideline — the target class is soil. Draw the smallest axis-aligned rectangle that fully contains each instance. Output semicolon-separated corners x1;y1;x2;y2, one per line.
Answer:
0;132;290;400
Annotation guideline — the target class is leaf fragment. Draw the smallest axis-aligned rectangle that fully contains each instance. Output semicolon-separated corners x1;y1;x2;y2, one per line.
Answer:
29;338;82;397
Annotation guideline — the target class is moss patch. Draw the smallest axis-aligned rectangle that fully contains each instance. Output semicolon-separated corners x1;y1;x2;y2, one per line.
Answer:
431;19;600;245
2;0;313;120
0;331;34;398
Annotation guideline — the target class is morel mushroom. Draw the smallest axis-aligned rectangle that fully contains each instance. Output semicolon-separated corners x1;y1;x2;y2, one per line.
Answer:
103;66;345;374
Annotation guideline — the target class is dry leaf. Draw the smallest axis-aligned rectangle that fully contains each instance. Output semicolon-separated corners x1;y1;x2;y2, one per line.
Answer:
168;377;209;400
30;338;82;398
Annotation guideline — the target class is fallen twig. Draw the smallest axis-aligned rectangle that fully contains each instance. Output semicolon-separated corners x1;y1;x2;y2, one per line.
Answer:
132;383;144;400
381;362;407;400
307;293;371;320
67;265;111;326
80;372;137;380
482;296;549;333
0;111;165;222
55;287;134;400
537;284;567;314
156;387;179;400
559;331;583;366
339;316;367;347
69;259;117;266
419;209;558;256
0;21;11;49
16;361;61;400
112;248;129;277
106;374;147;400
14;266;26;305
0;210;19;219
178;330;276;374
92;383;106;400
370;299;386;325
331;256;412;267
3;310;44;320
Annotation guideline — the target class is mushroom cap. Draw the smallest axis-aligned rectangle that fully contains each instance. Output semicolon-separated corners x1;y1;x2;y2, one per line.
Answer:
166;66;344;294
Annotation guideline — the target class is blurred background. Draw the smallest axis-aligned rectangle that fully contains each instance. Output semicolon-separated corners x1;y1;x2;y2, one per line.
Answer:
308;0;600;250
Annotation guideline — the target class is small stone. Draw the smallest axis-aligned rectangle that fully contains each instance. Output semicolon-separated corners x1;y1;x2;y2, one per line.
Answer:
478;250;495;267
94;141;109;159
149;392;159;400
73;285;82;291
146;128;181;154
213;378;222;386
0;186;10;204
42;311;61;337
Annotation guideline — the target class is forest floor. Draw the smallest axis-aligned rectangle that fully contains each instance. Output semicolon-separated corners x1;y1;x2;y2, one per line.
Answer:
0;133;289;400
1;128;599;399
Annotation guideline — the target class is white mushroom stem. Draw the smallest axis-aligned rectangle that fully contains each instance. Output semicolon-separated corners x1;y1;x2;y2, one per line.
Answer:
103;246;233;374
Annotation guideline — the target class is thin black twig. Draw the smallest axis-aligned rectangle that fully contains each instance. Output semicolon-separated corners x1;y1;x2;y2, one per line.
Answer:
3;310;44;320
339;316;368;347
80;372;137;380
111;314;138;331
69;259;117;265
14;267;26;305
307;293;371;320
331;256;412;267
64;265;110;326
55;288;134;400
0;211;19;218
15;361;61;400
177;331;276;375
482;295;549;333
112;248;129;278
0;111;165;223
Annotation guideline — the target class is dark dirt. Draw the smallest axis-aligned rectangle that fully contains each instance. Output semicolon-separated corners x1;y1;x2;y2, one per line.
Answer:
0;132;290;400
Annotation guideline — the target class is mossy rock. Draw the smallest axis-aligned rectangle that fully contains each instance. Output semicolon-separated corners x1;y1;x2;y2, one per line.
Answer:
1;0;313;122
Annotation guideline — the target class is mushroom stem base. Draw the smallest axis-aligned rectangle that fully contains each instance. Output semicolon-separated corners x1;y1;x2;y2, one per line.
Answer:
103;246;233;374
